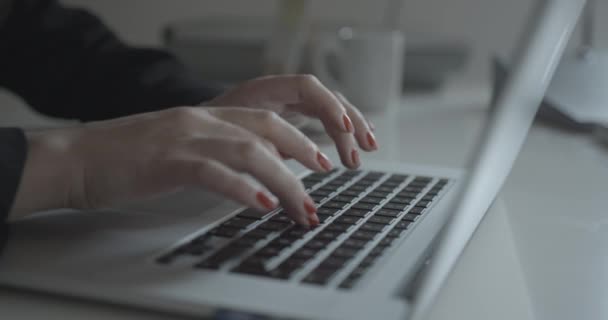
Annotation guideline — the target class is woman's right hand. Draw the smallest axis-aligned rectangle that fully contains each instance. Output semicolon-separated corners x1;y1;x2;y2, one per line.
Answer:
11;106;335;227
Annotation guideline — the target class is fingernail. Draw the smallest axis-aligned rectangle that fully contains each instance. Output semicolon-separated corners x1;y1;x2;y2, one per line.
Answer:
256;192;276;210
309;215;320;227
366;132;378;149
351;149;360;167
368;121;376;132
317;152;333;172
304;197;317;215
343;114;354;132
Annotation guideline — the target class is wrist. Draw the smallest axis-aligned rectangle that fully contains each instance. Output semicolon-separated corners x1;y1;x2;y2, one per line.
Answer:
9;128;81;220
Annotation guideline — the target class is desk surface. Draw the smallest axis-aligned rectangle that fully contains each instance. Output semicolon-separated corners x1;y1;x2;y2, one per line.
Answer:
2;91;608;320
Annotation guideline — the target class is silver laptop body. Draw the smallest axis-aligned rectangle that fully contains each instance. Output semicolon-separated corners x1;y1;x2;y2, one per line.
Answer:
0;1;583;319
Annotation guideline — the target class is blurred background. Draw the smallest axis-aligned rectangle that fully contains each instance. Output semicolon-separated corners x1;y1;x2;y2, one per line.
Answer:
3;0;608;126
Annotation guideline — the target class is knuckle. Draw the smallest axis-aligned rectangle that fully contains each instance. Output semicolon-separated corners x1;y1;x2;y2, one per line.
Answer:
297;74;321;87
235;139;261;159
168;107;198;125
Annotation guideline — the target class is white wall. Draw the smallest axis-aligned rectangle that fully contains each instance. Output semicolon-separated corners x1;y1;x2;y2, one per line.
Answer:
3;0;608;126
61;0;608;56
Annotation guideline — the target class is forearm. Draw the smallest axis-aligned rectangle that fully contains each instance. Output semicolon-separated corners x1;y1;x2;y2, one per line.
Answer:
0;0;222;122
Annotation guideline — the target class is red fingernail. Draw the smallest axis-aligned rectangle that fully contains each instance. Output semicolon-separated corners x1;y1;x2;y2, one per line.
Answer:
351;149;360;167
343;114;353;132
367;132;378;149
317;152;333;172
304;197;317;215
256;192;276;210
309;215;320;227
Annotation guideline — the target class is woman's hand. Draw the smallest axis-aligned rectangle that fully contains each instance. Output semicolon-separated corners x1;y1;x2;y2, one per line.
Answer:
207;75;378;167
10;75;378;227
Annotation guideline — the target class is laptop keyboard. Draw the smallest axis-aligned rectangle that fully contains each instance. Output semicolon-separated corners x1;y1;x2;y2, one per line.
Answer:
156;169;451;290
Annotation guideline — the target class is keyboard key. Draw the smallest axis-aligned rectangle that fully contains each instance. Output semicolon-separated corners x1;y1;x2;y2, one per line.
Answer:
325;223;351;233
359;222;386;233
316;213;332;223
341;189;362;197
403;213;419;222
310;194;326;202
359;256;377;268
221;217;257;229
422;195;436;201
304;239;329;250
334;215;363;225
368;191;390;198
210;226;240;238
390;197;413;205
302;269;335;285
383;203;407;211
375;209;401;218
342;170;361;177
238;208;272;220
387;228;404;238
388;174;408;181
415;200;431;208
359;196;384;205
351;230;378;241
282;226;310;239
317;206;341;216
258;221;289;231
381;181;401;188
318;256;348;270
341;237;367;248
377;237;396;247
409;207;425;215
332;246;360;259
332;195;356;203
403;186;424;193
349;185;368;191
292;248;319;260
256;246;283;258
316;230;342;242
368;246;386;257
323;201;349;210
351;203;376;211
375;186;395;193
311;189;333;197
367;216;394;225
244;228;272;239
269;213;292;223
394;220;412;229
343;209;368;217
232;238;256;248
338;277;358;289
398;191;419;198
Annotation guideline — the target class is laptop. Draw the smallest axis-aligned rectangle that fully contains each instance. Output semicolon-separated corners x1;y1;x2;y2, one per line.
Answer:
0;1;584;319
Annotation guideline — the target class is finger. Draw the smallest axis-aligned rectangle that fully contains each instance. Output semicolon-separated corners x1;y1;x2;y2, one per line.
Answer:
326;127;361;169
189;137;319;227
200;112;281;157
169;158;279;212
334;92;378;151
209;108;333;172
232;75;354;133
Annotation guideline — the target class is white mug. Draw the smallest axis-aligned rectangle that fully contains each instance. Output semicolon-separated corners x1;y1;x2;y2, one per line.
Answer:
311;27;405;114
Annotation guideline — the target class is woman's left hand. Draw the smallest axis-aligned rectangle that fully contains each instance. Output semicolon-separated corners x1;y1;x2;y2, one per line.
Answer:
206;74;378;168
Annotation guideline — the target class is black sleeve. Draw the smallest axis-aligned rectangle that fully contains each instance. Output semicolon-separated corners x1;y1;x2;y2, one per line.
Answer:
0;128;27;256
0;0;222;121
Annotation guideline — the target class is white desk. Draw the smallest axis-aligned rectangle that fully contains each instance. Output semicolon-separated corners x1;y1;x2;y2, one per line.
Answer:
1;92;607;320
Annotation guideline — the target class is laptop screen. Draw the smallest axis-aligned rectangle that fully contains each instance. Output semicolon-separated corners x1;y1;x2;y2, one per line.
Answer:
410;0;586;318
